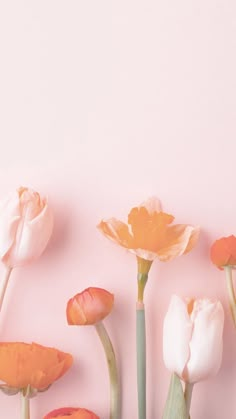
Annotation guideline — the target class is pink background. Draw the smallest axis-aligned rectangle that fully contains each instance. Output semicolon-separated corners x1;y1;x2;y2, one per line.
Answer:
0;1;236;418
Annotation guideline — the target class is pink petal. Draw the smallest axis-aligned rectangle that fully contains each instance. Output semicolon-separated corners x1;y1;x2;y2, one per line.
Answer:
5;202;53;267
0;192;21;259
163;295;193;378
186;301;224;383
140;197;162;214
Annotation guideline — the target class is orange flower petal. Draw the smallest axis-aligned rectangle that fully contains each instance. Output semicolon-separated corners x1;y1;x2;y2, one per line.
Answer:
128;207;174;251
0;342;73;390
210;235;236;268
156;225;200;262
98;197;199;262
97;218;133;248
44;407;99;419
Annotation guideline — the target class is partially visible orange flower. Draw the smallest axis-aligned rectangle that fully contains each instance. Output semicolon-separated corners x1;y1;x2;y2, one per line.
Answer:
44;407;99;419
67;287;114;326
0;342;73;391
98;197;199;262
211;235;236;269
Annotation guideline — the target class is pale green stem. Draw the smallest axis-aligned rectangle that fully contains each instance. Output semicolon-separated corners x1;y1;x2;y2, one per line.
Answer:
184;382;194;417
0;267;12;312
95;321;119;419
224;266;236;327
136;270;149;419
136;302;146;419
21;393;30;419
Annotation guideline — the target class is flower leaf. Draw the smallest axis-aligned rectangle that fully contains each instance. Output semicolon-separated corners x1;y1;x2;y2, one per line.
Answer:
0;384;20;396
162;373;188;419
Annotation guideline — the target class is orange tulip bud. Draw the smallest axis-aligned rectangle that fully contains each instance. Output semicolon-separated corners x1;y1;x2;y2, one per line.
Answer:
44;407;99;419
66;287;114;325
210;235;236;269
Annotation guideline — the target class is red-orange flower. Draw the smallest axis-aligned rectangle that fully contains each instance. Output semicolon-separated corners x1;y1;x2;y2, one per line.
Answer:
44;407;99;419
98;197;199;262
210;235;236;269
0;342;73;391
67;287;114;325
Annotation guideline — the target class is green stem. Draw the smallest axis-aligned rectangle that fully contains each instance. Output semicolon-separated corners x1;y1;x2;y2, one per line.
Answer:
184;382;194;417
136;302;146;419
21;392;30;419
137;273;148;302
0;267;12;312
136;258;151;419
224;266;236;326
95;321;119;419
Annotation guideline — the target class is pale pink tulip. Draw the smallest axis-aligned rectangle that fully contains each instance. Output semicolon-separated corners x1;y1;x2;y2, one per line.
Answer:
0;187;53;267
163;295;224;383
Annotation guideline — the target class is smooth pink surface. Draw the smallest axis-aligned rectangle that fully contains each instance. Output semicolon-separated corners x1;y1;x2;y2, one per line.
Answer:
0;1;236;418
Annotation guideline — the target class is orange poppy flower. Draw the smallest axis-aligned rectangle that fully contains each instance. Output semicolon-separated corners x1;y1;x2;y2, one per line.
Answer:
44;407;99;419
210;235;236;269
0;342;73;391
67;287;114;326
98;197;199;262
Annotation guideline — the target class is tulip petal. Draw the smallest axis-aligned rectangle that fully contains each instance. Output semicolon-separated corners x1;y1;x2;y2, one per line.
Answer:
186;301;224;383
0;192;21;258
157;225;200;262
4;203;53;267
163;295;193;378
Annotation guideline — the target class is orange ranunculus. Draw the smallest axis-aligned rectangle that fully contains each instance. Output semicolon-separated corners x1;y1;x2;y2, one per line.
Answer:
210;235;236;269
0;186;53;267
44;407;99;419
0;342;73;391
67;287;114;326
98;197;199;262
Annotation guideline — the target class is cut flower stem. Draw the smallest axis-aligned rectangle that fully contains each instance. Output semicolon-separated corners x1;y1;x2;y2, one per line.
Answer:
136;258;152;419
95;321;119;419
224;266;236;326
184;382;194;417
21;392;30;419
0;267;12;312
136;301;146;419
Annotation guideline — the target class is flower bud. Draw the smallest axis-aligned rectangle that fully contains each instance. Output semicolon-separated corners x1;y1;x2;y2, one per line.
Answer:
67;287;114;326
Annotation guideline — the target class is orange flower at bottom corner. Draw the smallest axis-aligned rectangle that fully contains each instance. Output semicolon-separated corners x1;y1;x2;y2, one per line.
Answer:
0;342;73;394
44;407;99;419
